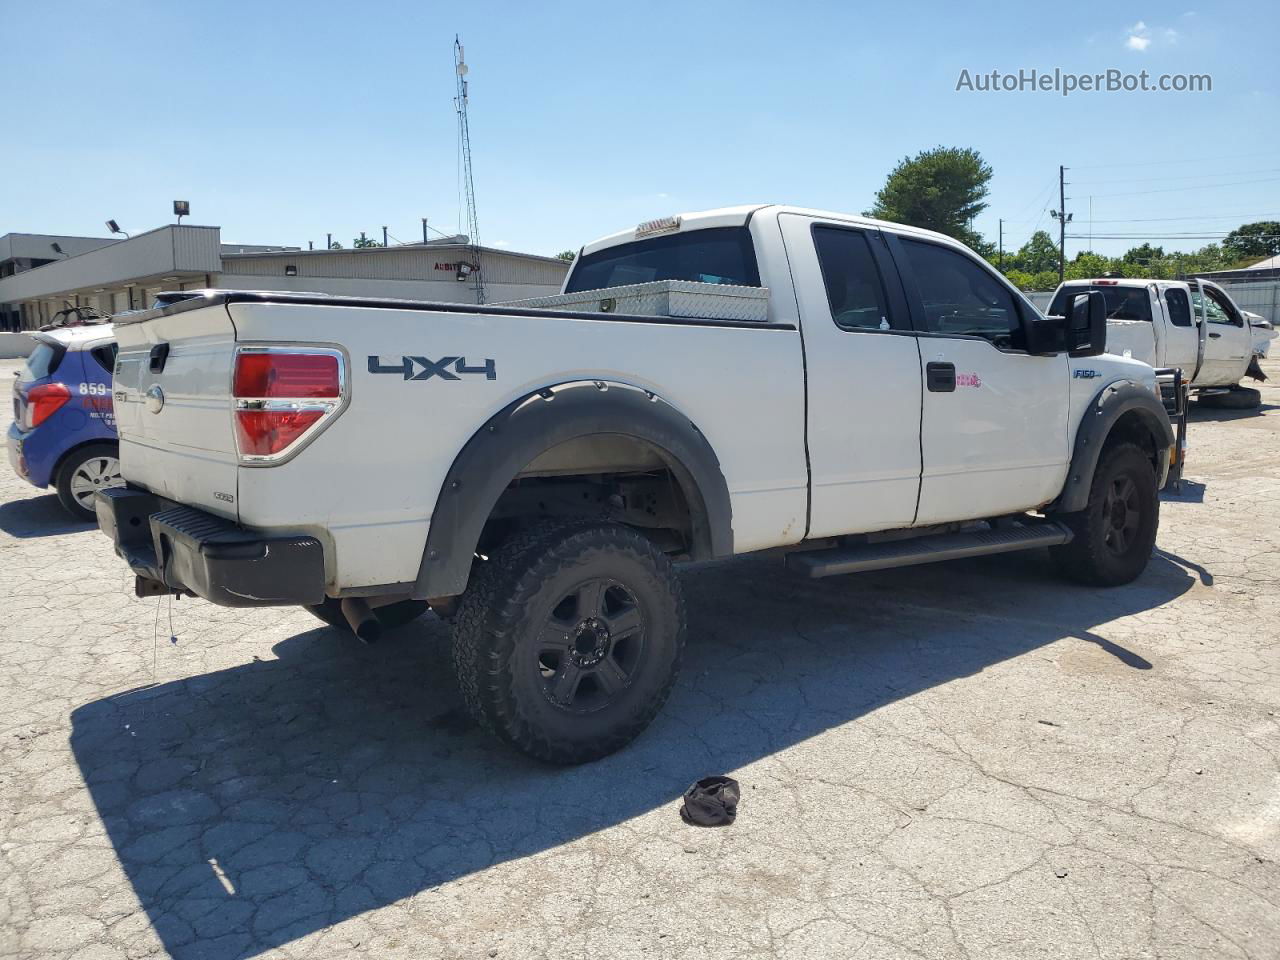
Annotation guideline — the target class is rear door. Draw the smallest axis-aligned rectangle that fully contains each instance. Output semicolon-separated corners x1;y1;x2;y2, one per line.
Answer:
779;214;922;536
1154;285;1200;372
112;302;240;517
889;234;1070;524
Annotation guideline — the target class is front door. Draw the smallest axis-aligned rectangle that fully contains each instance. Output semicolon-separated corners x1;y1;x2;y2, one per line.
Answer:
778;214;923;537
1192;284;1251;385
888;235;1071;525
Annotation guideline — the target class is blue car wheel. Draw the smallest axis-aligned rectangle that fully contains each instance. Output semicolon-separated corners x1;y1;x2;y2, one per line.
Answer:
55;442;122;521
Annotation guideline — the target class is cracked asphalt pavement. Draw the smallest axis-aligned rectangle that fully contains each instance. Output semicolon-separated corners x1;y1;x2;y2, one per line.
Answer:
1;356;1278;960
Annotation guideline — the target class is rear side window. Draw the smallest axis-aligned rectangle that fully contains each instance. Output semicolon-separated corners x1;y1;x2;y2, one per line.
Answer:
899;239;1019;345
90;343;119;374
22;341;64;381
1165;289;1191;327
812;227;895;331
566;227;760;293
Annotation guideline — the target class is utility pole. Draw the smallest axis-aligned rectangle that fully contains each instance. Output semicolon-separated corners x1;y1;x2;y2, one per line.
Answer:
998;219;1003;269
382;226;389;247
422;218;429;244
326;232;332;250
1050;165;1072;284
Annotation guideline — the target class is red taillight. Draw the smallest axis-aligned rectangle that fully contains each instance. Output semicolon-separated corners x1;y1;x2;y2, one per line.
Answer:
232;349;344;462
234;352;340;398
26;382;72;429
235;409;325;456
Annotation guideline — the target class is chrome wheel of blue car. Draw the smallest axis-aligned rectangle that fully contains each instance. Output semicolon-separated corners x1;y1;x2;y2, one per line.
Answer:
56;443;123;521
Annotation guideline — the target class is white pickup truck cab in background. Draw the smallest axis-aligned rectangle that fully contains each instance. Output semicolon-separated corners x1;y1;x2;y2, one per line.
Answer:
97;205;1174;762
1048;277;1266;408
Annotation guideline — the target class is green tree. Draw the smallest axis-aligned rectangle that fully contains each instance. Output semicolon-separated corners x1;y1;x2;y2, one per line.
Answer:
1003;268;1036;291
1010;230;1060;275
555;250;576;261
328;241;343;250
352;235;383;249
1223;221;1280;261
1121;243;1165;267
1064;251;1117;281
865;146;992;248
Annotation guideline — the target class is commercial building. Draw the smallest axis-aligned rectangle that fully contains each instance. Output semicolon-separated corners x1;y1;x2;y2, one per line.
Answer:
0;225;570;331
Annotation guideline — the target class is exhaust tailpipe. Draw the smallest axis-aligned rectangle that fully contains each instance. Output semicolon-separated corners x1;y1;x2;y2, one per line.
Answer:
340;597;382;644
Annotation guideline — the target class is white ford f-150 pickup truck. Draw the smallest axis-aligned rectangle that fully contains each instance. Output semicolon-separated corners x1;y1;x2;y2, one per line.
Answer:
1047;277;1267;409
97;205;1174;763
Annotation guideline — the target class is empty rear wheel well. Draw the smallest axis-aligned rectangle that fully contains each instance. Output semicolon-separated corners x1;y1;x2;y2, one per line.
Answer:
476;435;700;559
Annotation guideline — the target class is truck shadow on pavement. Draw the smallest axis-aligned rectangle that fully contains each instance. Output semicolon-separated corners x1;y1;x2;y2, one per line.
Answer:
69;548;1195;959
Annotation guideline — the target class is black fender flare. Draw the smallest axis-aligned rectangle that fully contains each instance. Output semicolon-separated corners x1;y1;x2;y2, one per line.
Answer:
414;380;733;599
1057;380;1174;514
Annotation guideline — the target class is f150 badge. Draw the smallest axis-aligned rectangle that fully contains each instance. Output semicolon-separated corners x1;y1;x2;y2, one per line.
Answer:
368;356;497;381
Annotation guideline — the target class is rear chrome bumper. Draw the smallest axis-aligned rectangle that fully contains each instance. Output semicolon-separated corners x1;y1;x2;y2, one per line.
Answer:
95;487;326;607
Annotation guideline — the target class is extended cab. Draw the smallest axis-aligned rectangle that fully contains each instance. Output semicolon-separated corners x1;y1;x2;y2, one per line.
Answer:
1048;277;1265;408
97;205;1174;763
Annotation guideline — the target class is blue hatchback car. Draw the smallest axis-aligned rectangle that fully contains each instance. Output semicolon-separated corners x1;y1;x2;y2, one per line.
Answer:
8;322;122;520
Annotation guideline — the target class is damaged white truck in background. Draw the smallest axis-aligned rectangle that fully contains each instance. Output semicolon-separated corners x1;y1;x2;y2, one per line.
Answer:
1049;277;1276;410
95;205;1175;763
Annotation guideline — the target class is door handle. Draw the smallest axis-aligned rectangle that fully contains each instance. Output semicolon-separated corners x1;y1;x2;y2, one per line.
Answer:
1208;332;1221;339
926;361;956;392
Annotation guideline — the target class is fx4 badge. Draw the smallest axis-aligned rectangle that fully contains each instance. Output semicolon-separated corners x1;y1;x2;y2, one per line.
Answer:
368;356;497;381
1073;369;1101;379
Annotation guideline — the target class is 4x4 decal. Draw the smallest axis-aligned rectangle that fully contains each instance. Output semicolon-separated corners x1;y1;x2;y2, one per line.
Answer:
368;356;497;381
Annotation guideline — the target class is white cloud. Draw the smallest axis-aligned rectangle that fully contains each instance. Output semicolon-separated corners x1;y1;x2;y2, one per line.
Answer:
1123;19;1177;51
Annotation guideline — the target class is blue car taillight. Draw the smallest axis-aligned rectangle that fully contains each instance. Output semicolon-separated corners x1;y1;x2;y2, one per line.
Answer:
24;382;72;430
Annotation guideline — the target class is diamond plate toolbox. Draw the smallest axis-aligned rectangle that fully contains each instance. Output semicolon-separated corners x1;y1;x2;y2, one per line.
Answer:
502;280;770;323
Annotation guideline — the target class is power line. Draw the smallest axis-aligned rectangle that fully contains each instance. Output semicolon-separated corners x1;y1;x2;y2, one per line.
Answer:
1071;148;1279;170
1088;176;1280;199
1082;211;1280;223
1071;167;1280;186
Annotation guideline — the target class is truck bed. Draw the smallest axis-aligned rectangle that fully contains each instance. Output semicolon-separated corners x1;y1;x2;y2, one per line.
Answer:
111;290;810;592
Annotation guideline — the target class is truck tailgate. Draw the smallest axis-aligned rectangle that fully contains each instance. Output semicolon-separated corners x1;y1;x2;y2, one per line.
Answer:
112;302;239;519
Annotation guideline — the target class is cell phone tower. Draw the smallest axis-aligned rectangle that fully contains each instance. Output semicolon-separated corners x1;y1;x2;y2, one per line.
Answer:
454;36;485;304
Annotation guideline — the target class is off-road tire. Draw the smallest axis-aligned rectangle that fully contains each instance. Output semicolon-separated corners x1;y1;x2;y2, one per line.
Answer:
1198;385;1262;410
451;521;685;764
1050;442;1159;586
304;598;430;632
55;442;122;522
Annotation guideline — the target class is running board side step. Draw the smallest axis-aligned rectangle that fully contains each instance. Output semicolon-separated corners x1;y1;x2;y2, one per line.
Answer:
785;523;1073;579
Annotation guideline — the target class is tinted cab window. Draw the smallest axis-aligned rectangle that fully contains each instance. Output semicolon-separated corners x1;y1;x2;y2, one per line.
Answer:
812;227;896;331
1049;285;1152;322
566;227;760;293
1164;288;1192;327
899;239;1019;346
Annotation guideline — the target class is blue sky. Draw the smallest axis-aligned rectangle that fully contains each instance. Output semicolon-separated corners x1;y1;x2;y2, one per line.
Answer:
4;1;1278;259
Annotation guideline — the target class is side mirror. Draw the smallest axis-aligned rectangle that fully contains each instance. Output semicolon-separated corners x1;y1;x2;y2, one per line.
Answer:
1066;290;1106;356
1022;311;1065;355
